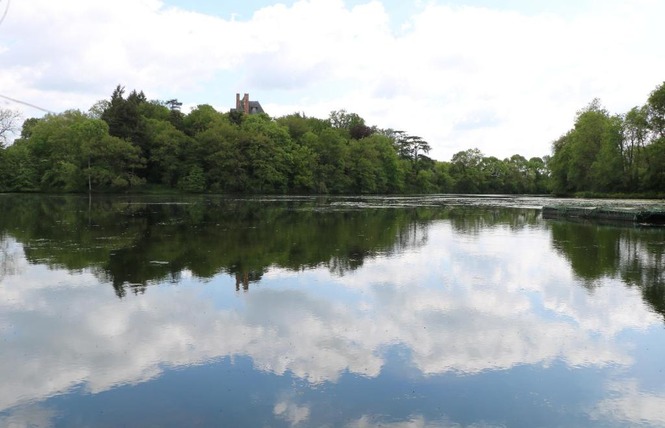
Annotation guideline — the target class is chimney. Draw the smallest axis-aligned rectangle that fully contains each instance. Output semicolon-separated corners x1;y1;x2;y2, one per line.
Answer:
243;93;249;114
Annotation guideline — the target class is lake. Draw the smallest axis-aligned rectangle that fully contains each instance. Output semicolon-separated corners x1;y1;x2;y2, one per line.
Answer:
1;194;664;427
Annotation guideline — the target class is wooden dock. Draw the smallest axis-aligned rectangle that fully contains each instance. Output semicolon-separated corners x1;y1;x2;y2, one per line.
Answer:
542;205;665;225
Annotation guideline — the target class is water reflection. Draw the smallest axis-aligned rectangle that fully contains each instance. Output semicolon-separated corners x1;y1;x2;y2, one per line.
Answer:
1;196;437;295
0;235;21;281
551;221;665;320
0;195;664;427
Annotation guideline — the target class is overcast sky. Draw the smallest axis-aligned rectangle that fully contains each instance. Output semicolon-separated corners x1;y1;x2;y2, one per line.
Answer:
1;0;664;160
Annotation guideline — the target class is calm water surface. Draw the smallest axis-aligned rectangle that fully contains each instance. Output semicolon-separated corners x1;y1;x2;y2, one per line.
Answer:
1;195;664;427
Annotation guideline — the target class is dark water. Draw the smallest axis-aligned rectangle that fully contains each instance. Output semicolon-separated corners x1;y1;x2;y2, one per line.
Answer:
1;194;664;428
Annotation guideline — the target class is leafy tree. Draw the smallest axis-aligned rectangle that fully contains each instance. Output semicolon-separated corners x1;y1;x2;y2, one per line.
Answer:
549;99;626;194
391;132;431;165
477;157;499;192
328;109;362;130
100;86;149;163
85;134;145;190
201;114;293;193
647;81;665;139
165;99;183;111
590;114;624;192
566;99;609;191
277;113;328;142
310;128;351;193
507;155;531;193
183;104;223;136
178;166;206;192
623;106;649;190
286;142;317;193
73;117;111;193
450;148;485;193
0;141;38;191
27;110;90;191
527;157;549;194
373;134;405;193
643;137;665;191
549;133;574;194
5;110;145;193
433;162;454;192
18;117;40;140
88;100;110;119
145;119;192;186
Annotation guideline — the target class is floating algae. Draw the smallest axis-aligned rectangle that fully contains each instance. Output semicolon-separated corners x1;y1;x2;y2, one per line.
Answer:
542;204;665;225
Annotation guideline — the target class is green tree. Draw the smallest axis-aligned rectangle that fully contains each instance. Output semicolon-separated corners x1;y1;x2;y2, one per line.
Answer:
100;86;150;169
145;119;193;187
566;99;609;191
183;104;223;136
549;133;573;194
0;141;38;191
101;86;143;141
647;81;665;139
73;117;111;193
201;114;292;193
590;114;624;192
13;110;145;192
549;99;621;194
479;156;509;193
310;128;351;193
433;162;454;192
85;135;145;190
178;166;206;192
623;106;649;190
642;137;665;191
28;110;90;191
450;148;485;193
527;157;549;193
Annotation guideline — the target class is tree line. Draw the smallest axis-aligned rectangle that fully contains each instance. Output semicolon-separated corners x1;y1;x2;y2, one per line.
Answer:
0;85;552;194
3;81;663;195
549;81;665;195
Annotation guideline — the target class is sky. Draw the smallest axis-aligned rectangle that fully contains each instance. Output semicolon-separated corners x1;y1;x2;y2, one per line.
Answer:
0;0;664;161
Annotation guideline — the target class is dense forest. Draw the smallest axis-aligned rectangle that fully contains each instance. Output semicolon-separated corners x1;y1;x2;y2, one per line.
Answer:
0;86;548;194
0;81;663;195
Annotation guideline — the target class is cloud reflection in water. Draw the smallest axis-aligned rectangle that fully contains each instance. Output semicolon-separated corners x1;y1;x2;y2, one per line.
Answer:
0;218;663;426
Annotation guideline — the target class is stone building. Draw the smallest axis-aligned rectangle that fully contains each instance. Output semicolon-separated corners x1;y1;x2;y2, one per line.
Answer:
233;93;265;115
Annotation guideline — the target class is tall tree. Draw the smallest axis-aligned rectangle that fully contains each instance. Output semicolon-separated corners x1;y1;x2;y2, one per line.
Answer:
100;85;149;154
590;114;624;192
622;106;649;190
450;148;484;193
566;99;609;191
647;81;665;139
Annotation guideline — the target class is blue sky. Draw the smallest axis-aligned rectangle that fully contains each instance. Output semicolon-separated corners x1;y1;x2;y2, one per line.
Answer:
1;0;663;160
163;0;586;20
164;0;420;22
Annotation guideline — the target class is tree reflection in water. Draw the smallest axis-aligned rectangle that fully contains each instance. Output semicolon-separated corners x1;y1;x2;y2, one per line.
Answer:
0;194;662;318
550;220;665;320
